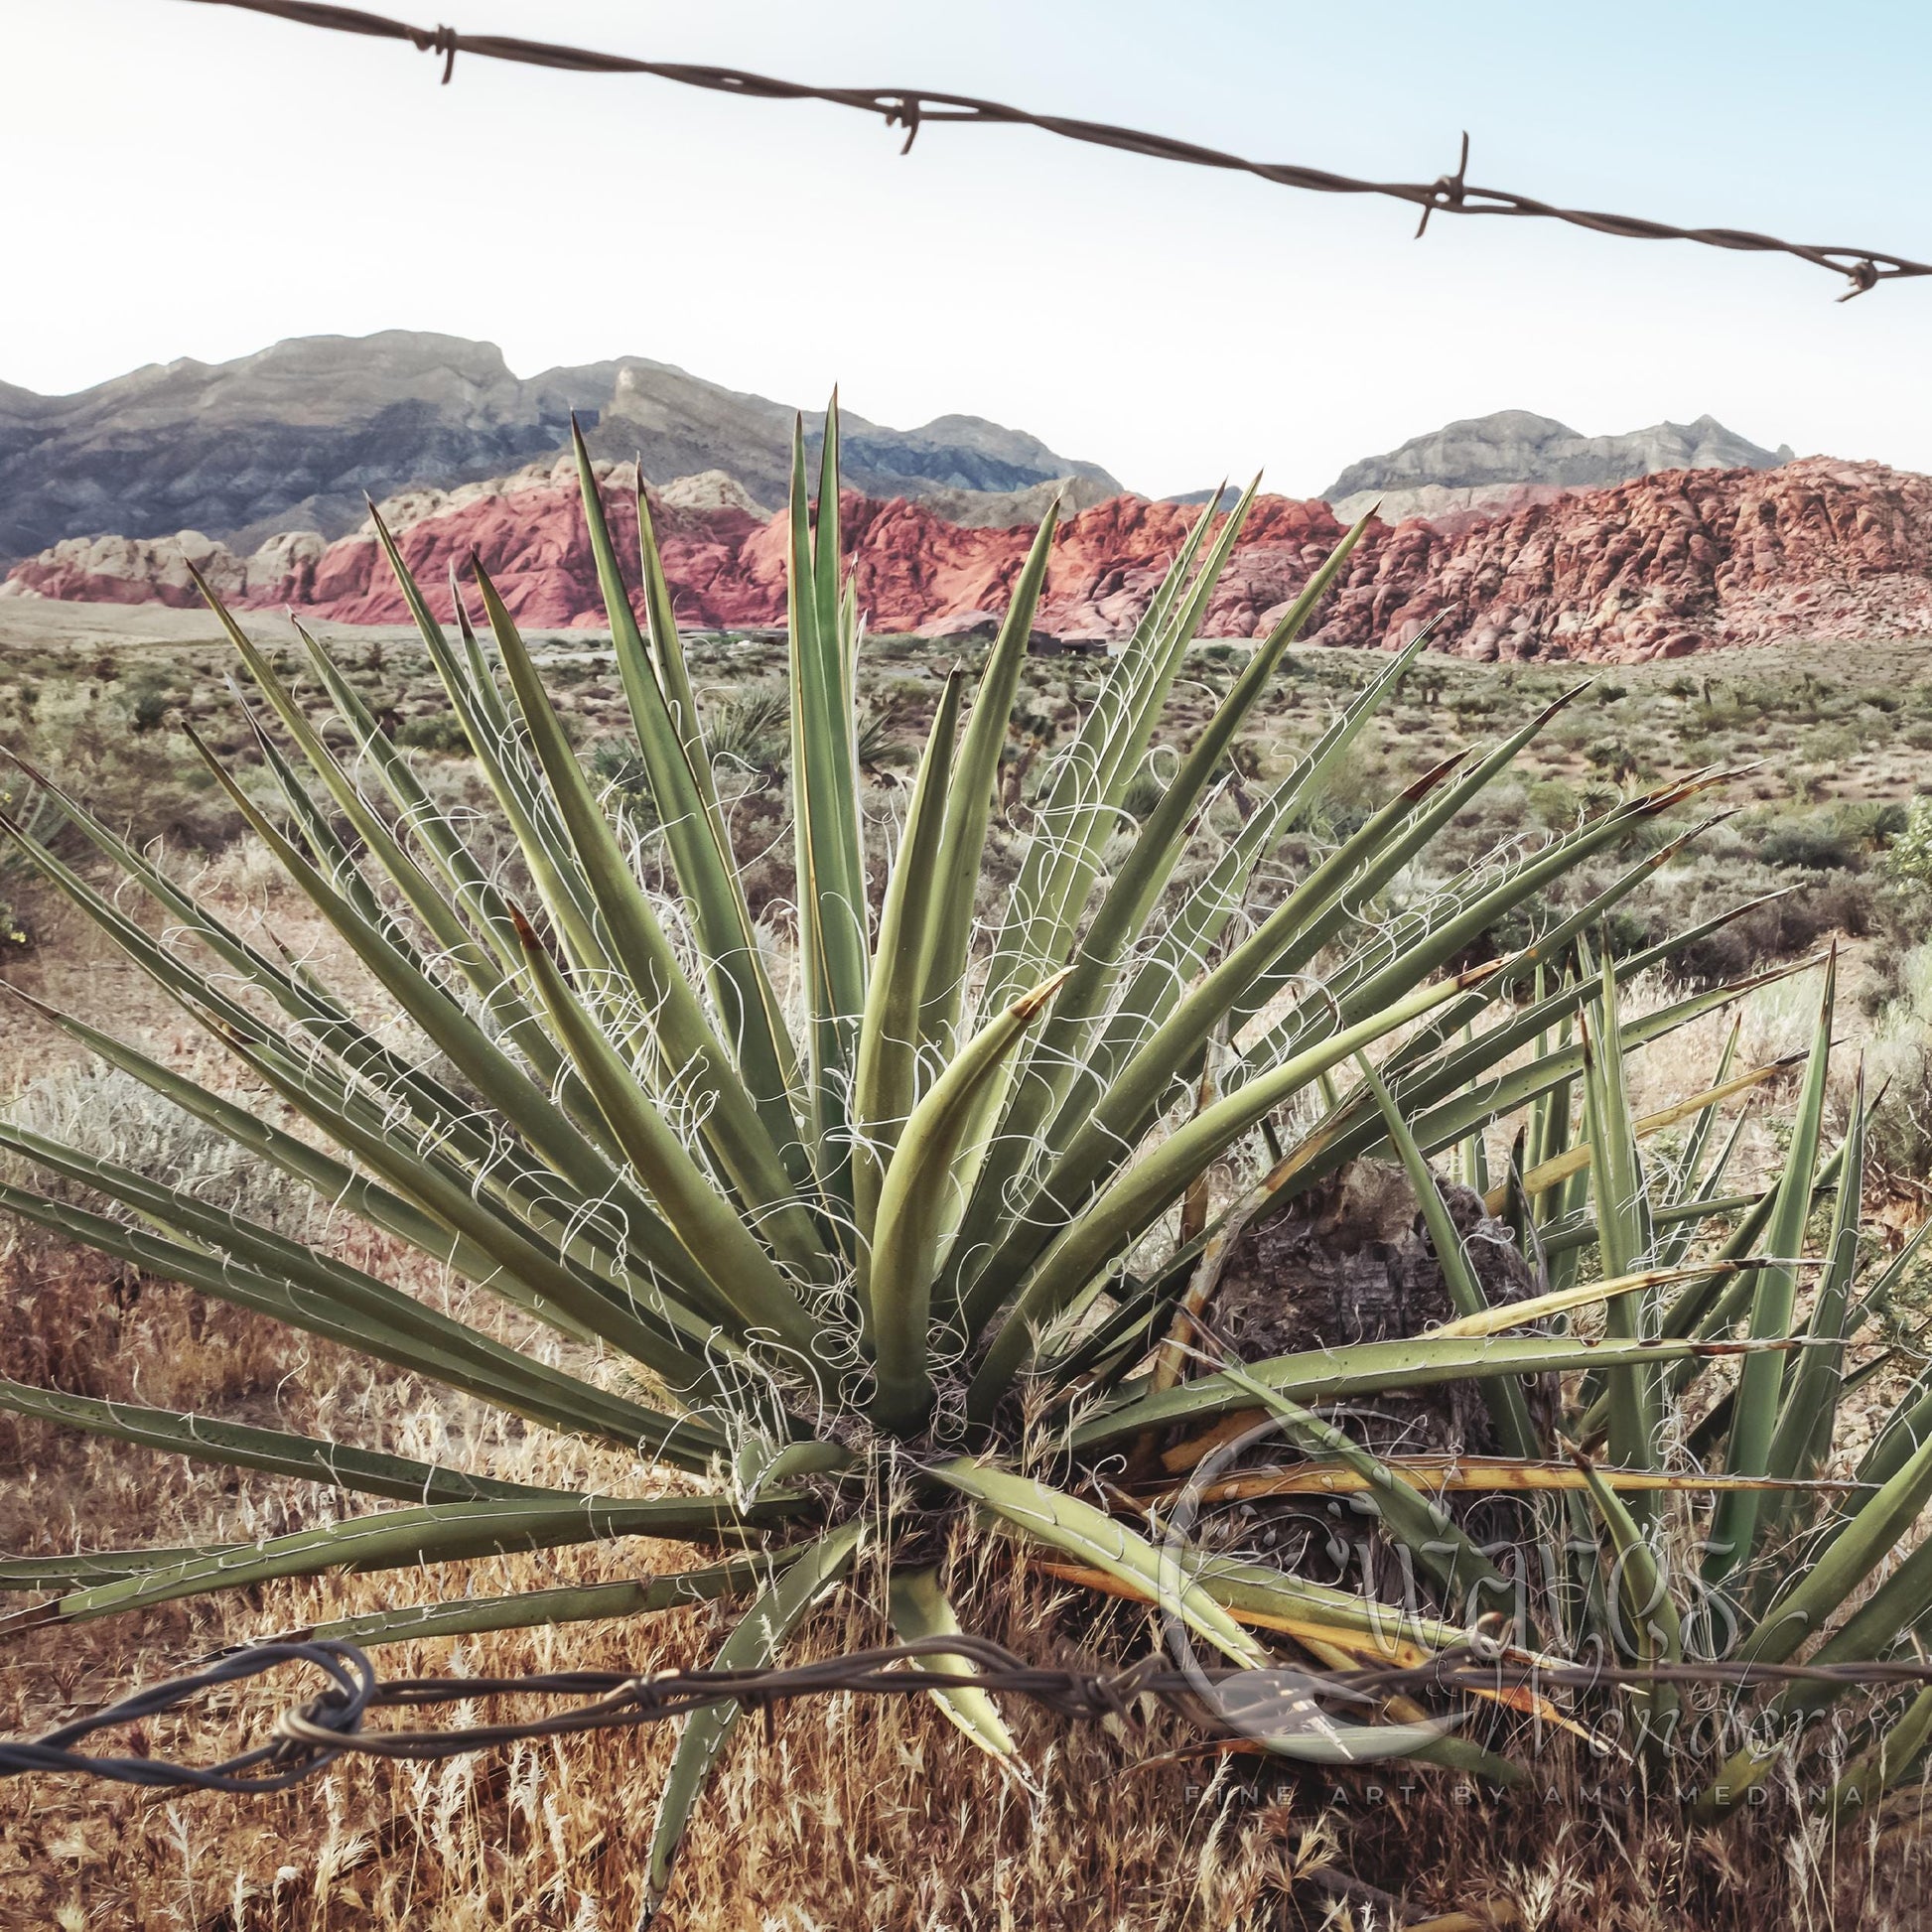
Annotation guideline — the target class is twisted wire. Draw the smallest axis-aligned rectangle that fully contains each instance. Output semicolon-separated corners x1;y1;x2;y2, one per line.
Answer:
174;0;1931;301
17;1631;1932;1792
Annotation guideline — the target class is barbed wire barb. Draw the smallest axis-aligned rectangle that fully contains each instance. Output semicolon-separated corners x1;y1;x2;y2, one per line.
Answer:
174;0;1932;301
1414;131;1470;240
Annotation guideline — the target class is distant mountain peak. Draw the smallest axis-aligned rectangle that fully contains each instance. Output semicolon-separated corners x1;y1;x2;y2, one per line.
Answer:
0;331;1122;564
1322;408;1792;523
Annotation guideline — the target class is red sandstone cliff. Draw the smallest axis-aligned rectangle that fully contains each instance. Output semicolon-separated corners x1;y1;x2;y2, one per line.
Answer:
7;458;1931;663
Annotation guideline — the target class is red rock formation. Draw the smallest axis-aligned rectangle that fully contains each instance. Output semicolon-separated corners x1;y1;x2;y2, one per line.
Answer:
8;458;1932;663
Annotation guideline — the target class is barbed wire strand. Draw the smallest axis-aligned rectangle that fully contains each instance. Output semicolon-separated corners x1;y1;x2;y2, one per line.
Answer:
16;1632;1932;1793
172;0;1931;302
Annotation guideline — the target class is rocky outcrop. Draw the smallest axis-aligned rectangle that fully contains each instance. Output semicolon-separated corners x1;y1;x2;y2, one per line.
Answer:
1323;409;1793;525
1301;459;1932;661
655;471;768;516
242;530;328;606
10;457;1931;664
0;529;246;608
0;332;1121;562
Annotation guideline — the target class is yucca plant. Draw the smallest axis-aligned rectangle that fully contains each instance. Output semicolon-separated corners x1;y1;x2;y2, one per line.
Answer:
3;403;1929;1909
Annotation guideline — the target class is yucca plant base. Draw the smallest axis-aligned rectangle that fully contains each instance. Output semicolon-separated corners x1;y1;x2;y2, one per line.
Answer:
3;402;1929;1907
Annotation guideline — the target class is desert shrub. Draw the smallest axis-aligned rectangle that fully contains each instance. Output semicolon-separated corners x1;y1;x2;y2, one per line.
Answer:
705;685;789;775
1527;778;1583;829
1118;761;1167;822
1866;940;1932;1177
1885;794;1932;894
585;736;659;836
1756;820;1860;871
1804;723;1863;765
1837;799;1910;849
1582;737;1635;776
124;673;184;734
394;711;473;755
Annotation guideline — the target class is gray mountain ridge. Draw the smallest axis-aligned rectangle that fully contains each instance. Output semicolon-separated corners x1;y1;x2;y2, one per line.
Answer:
0;338;1799;565
1162;410;1794;518
0;331;1122;563
1318;408;1793;523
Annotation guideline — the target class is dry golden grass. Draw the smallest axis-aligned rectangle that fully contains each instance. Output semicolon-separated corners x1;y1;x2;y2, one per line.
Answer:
4;841;1932;1927
0;1455;1315;1929
9;1394;1932;1932
0;863;1305;1929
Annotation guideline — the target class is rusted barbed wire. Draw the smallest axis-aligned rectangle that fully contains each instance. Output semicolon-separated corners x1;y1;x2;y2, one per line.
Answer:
172;0;1932;302
16;1631;1932;1794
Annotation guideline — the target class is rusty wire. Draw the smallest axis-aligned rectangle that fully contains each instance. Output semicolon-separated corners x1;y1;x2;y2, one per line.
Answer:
170;0;1931;302
16;1631;1932;1794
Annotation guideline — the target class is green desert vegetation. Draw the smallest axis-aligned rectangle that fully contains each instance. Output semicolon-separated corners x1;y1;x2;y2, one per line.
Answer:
2;420;1932;1928
6;589;1931;972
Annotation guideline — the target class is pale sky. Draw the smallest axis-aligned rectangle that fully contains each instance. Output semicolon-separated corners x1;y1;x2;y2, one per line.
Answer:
6;0;1930;497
